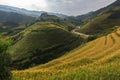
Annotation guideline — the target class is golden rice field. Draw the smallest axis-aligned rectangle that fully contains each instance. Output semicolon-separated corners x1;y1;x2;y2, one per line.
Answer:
12;27;120;80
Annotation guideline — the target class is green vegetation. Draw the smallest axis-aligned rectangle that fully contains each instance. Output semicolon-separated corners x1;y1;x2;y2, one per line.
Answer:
0;0;120;80
37;13;81;31
0;25;27;36
12;27;120;80
8;22;83;69
79;0;120;35
80;8;120;35
0;11;35;36
0;37;12;80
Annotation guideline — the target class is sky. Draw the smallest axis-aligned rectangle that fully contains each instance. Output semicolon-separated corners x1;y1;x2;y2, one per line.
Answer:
0;0;116;16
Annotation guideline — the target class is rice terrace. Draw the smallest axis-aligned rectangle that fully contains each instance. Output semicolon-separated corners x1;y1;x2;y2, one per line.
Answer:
0;0;120;80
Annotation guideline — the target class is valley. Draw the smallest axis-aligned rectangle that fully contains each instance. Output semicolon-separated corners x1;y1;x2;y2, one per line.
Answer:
0;0;120;80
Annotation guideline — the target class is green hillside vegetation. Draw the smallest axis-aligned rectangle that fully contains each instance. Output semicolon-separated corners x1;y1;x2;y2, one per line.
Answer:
0;11;35;37
12;27;120;80
0;25;27;37
0;12;81;37
77;0;120;25
37;13;81;31
0;0;120;80
78;0;120;35
0;37;12;80
8;22;83;69
80;7;120;35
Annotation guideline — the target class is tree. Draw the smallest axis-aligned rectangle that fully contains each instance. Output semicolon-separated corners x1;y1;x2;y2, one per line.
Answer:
0;38;12;80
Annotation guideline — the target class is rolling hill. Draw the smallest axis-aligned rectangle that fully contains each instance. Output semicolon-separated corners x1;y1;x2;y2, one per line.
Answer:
36;13;82;31
12;26;120;80
8;22;83;69
79;0;120;35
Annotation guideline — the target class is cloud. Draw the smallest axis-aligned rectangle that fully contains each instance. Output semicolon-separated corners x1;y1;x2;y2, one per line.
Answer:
0;0;116;15
0;0;49;11
46;0;116;15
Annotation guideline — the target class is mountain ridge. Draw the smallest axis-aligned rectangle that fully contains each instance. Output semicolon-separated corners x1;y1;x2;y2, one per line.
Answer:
0;5;67;18
78;0;120;35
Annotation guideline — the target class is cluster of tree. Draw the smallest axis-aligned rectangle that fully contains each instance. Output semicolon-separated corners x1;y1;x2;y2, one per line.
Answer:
0;37;12;80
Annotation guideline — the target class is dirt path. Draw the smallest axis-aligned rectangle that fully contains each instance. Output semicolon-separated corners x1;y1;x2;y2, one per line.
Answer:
71;28;91;39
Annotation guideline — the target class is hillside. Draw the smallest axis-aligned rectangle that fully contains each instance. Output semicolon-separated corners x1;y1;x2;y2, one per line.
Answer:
0;11;35;26
77;0;120;24
8;22;83;69
79;0;120;35
37;13;82;31
0;10;35;35
12;26;120;80
0;11;81;36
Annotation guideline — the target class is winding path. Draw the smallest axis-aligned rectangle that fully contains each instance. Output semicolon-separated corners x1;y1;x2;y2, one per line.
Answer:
71;28;91;39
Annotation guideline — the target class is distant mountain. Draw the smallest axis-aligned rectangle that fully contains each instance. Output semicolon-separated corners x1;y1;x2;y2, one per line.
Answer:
0;10;36;36
78;0;120;35
0;10;35;29
0;8;81;36
0;5;67;18
0;5;45;17
77;0;120;25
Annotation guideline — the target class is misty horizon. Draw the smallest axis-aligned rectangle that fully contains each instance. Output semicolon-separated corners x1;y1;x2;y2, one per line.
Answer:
0;0;116;16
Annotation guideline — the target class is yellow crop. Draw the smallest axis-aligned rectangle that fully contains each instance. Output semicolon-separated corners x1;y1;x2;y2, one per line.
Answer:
12;27;120;80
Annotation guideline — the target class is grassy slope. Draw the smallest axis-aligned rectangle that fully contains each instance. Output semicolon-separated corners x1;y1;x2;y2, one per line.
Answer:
79;0;120;35
37;13;82;31
8;22;83;69
12;27;120;80
80;7;120;35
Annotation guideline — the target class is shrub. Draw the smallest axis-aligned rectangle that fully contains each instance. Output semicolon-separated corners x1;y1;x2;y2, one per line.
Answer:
0;38;12;80
86;35;98;42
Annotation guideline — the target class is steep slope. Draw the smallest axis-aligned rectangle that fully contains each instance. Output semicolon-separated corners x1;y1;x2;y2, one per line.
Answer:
77;0;120;24
8;22;83;69
79;0;120;35
12;26;120;80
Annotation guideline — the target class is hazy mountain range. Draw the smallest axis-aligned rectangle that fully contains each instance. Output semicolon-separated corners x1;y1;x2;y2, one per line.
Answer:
0;5;67;18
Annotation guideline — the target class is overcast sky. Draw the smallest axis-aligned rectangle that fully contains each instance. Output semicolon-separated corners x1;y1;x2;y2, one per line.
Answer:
0;0;116;16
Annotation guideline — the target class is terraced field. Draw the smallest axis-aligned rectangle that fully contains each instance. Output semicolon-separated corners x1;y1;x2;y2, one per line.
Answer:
12;27;120;80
